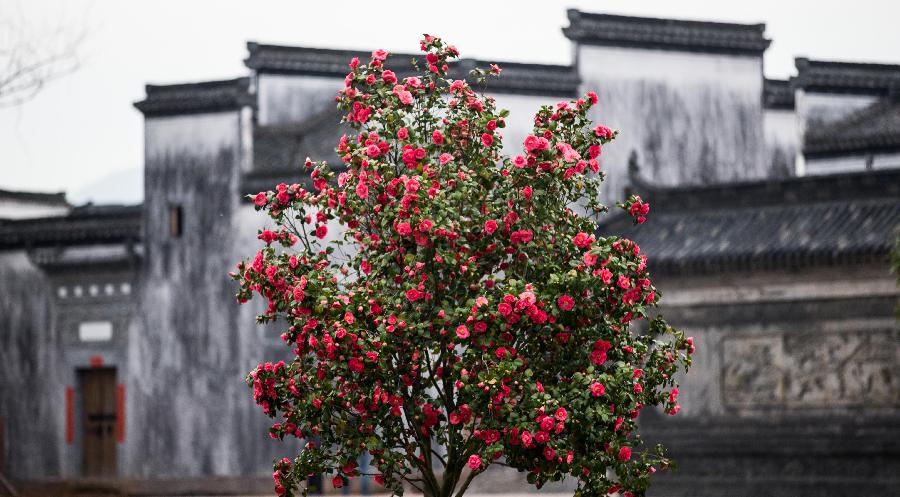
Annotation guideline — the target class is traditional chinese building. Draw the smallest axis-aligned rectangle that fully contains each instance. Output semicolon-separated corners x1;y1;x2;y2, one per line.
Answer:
1;8;897;497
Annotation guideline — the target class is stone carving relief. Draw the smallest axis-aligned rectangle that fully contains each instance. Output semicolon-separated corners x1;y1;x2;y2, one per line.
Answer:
723;328;900;408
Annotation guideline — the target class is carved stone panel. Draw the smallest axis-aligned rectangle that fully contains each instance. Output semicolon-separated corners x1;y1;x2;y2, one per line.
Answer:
723;328;900;408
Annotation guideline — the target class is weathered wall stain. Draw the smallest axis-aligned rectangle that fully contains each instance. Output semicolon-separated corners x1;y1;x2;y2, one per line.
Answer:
0;253;65;477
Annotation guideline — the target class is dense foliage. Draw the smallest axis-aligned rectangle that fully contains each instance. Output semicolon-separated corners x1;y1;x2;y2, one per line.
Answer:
233;36;693;497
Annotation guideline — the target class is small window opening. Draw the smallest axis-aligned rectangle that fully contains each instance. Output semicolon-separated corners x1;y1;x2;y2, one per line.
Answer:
169;205;183;238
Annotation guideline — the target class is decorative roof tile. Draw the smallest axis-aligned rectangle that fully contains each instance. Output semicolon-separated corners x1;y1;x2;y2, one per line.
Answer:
28;243;142;271
805;95;900;156
245;43;579;96
763;79;795;110
134;78;252;116
0;205;143;249
603;168;900;274
563;10;770;55
245;43;417;77
0;188;68;205
453;59;579;97
794;58;900;95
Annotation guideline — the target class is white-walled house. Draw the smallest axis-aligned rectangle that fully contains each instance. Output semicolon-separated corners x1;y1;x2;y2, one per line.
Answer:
0;8;897;497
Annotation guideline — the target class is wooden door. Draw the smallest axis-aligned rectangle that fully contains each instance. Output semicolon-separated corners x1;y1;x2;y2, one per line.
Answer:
79;368;117;477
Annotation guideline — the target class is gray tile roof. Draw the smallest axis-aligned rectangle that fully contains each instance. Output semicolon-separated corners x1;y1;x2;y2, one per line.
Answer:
134;78;252;116
0;205;143;249
28;243;142;271
795;58;900;95
763;79;794;110
805;95;900;156
603;168;900;274
245;43;579;97
563;9;771;55
0;188;68;206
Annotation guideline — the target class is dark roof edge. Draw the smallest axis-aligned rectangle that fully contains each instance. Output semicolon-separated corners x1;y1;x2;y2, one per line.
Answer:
134;77;253;117
563;9;770;56
763;79;795;110
0;188;69;205
804;141;900;158
628;167;900;211
646;248;891;277
794;57;900;95
0;204;143;249
245;42;580;96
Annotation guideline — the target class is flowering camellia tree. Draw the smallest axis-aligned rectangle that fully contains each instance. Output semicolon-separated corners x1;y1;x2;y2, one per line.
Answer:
234;36;693;497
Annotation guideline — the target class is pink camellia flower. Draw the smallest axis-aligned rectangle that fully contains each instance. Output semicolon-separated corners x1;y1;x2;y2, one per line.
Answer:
254;192;268;206
432;130;444;145
396;222;413;235
590;382;605;397
522;186;533;200
332;476;344;489
439;153;454;165
573;232;593;249
348;357;364;373
418;219;433;232
497;302;512;316
524;135;549;154
484;219;498;234
540;417;555;432
356;183;369;199
371;49;388;61
406;289;423;301
382;70;398;85
543;446;556;461
618;446;632;461
556;142;581;162
481;133;494;147
315;225;328;239
633;382;643;394
468;454;482;470
599;268;613;285
456;325;470;339
594;124;613;139
557;295;575;311
583;252;597;266
510;229;533;244
259;230;277;244
555;407;568;421
397;127;409;139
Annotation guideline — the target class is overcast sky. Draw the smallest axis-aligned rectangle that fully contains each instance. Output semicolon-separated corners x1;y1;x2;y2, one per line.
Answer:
1;0;899;204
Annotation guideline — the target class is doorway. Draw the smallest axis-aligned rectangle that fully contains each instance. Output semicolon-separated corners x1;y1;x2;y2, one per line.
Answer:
78;368;117;477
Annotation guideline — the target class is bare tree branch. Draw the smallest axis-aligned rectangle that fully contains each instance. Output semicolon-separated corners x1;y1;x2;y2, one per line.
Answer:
0;1;88;108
